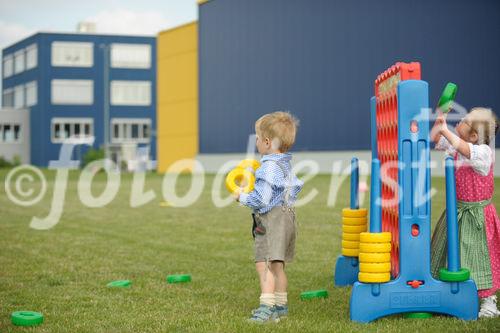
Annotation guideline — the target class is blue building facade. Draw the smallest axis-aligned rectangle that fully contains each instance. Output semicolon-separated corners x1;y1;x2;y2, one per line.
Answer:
198;0;500;153
2;32;156;167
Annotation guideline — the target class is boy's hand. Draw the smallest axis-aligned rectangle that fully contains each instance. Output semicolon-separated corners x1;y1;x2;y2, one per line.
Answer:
232;188;242;201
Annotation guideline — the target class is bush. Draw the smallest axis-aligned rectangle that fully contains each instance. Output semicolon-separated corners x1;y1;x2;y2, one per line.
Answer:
0;155;21;168
82;148;105;168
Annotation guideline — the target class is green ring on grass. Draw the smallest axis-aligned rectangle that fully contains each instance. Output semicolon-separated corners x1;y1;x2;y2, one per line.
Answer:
439;268;470;282
300;289;328;300
106;280;132;288
166;274;192;284
11;311;44;326
437;82;458;113
404;312;433;319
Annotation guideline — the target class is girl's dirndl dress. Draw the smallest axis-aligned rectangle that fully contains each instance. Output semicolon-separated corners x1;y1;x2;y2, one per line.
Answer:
431;137;500;297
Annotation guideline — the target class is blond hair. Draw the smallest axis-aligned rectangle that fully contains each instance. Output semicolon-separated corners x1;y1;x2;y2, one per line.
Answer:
255;111;299;152
464;107;499;145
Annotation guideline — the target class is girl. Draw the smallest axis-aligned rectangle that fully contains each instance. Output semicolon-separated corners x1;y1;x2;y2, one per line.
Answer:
430;107;500;318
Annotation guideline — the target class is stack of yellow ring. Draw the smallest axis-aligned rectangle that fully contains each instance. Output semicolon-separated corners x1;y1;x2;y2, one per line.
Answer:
341;208;368;257
358;232;392;283
225;159;261;194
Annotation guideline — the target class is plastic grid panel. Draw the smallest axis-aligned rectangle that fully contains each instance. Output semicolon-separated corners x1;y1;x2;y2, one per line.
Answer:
374;62;421;278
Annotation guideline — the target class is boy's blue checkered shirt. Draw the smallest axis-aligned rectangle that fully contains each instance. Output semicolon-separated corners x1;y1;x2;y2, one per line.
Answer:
239;153;303;214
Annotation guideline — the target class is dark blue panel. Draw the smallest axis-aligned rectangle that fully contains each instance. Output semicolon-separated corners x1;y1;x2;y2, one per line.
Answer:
199;0;500;153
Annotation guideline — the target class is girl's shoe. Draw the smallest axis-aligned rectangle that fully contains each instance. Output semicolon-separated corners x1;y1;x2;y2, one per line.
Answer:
479;295;500;318
248;304;279;323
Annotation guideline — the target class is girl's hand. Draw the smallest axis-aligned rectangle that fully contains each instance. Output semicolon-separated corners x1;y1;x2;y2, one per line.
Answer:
232;188;242;201
435;113;448;134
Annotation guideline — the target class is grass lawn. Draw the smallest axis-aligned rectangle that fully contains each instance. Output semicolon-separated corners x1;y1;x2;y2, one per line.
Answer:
1;169;499;332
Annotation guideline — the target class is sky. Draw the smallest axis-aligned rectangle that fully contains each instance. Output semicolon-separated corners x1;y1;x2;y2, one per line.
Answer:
0;0;198;104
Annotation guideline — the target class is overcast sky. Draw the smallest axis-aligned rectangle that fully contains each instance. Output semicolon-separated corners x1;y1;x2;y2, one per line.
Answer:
0;0;198;103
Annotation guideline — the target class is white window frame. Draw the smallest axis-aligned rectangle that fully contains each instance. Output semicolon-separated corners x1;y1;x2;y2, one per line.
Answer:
3;54;13;78
14;85;24;108
51;79;94;105
51;117;94;143
25;81;37;107
26;44;38;70
110;80;151;106
14;49;25;74
110;43;151;69
2;88;14;107
0;123;22;144
51;41;93;68
111;118;151;144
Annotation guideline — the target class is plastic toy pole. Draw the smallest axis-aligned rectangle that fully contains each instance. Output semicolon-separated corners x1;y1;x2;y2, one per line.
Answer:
369;158;382;233
445;157;460;272
350;158;359;209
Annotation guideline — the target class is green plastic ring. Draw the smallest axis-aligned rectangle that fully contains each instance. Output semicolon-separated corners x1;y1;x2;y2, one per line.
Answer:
166;274;192;284
106;280;131;288
437;82;458;113
439;268;470;282
404;312;433;319
300;289;328;300
11;311;44;326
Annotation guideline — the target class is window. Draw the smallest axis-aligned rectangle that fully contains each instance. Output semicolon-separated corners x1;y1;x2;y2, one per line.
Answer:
3;55;13;78
14;49;25;74
26;44;37;70
110;81;151;106
111;118;151;144
111;43;151;69
51;79;93;105
51;41;93;67
14;85;24;108
0;123;22;143
51;118;93;143
2;88;14;107
25;81;37;107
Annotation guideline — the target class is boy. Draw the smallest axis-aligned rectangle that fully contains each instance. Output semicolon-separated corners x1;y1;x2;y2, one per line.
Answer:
235;111;303;323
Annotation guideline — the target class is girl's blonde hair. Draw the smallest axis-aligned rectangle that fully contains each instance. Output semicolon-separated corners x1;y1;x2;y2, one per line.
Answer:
255;111;299;152
465;108;499;145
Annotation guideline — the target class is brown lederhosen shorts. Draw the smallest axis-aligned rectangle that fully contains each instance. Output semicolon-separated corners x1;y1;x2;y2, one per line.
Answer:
253;206;297;263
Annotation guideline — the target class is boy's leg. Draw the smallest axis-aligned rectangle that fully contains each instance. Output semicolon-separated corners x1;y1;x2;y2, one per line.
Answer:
270;261;288;317
256;261;275;305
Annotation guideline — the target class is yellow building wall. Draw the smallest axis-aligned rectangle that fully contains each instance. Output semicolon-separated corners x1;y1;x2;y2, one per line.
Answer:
157;22;198;173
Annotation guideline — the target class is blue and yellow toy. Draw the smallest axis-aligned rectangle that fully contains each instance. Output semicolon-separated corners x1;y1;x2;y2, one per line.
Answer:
339;62;478;322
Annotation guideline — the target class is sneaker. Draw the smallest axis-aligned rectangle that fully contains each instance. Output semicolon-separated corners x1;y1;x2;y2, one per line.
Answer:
479;296;500;318
248;304;279;323
275;305;288;318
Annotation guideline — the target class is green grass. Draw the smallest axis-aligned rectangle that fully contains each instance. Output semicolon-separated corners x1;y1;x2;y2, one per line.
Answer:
0;170;499;332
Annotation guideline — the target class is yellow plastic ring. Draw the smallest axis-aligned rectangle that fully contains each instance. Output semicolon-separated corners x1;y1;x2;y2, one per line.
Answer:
342;224;367;234
236;159;261;172
342;217;368;226
342;208;368;218
359;232;392;243
225;168;255;194
342;233;360;241
359;242;391;253
341;240;360;249
341;248;359;257
359;262;391;273
358;252;391;263
358;272;391;283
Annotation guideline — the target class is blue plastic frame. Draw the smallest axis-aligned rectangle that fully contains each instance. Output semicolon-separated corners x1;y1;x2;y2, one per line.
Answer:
349;80;478;323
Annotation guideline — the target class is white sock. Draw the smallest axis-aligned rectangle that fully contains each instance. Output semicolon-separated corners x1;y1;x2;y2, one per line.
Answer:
479;295;500;318
275;292;288;307
259;293;275;307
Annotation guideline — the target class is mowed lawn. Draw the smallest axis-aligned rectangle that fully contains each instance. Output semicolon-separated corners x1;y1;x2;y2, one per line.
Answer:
1;169;499;332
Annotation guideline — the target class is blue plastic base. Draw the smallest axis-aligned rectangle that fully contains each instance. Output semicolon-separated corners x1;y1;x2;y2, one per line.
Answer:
334;255;359;287
350;276;478;323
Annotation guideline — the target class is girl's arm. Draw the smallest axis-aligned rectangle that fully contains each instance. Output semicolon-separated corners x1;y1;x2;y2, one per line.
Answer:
440;127;471;159
430;113;446;144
